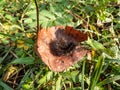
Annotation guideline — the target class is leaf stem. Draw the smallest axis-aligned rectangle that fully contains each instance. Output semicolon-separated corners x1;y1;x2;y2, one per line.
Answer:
34;0;40;39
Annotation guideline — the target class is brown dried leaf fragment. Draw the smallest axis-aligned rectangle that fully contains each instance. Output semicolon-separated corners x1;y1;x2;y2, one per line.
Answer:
35;26;89;72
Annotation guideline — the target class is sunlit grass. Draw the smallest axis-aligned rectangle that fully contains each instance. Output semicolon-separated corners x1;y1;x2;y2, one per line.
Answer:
0;0;120;90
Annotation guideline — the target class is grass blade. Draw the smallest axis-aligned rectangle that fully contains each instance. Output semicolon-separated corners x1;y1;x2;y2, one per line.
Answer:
0;80;13;90
97;75;120;86
89;56;104;90
16;69;33;90
81;60;86;90
0;47;12;64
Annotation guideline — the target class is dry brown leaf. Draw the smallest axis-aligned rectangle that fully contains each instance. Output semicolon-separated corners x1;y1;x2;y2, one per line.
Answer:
35;26;90;72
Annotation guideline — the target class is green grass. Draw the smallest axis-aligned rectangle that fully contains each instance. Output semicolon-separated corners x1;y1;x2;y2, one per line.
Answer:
0;0;120;90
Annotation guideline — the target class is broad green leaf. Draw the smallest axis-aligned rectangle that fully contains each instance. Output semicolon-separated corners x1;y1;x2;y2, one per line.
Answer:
38;71;53;87
11;57;35;65
24;18;33;24
40;10;56;20
5;14;13;21
86;38;105;50
26;10;36;20
1;38;9;44
70;71;80;83
84;5;94;14
55;76;62;90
